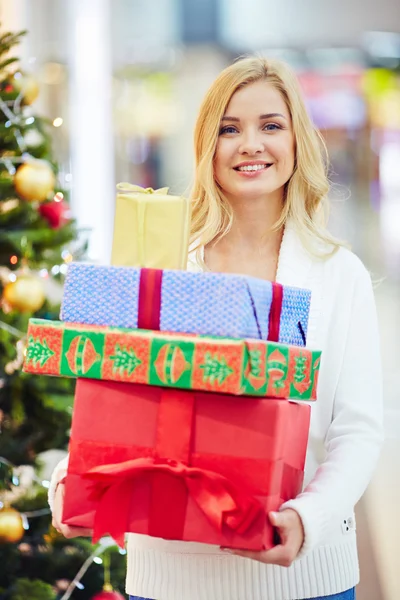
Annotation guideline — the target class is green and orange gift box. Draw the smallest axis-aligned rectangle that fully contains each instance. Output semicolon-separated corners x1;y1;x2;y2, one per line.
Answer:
23;318;321;401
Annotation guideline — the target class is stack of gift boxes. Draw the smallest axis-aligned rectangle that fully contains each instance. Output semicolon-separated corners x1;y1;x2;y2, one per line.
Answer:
23;184;321;550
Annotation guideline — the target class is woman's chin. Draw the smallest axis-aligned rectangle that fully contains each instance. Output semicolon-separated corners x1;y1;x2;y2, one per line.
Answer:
226;182;283;202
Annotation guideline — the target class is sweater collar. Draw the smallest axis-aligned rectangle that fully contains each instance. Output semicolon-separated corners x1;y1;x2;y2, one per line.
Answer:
275;217;314;289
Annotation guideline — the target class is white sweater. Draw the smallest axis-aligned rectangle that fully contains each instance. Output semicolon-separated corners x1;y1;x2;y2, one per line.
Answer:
49;220;384;600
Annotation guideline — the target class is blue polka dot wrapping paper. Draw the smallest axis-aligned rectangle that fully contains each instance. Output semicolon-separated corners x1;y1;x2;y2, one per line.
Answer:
60;263;311;347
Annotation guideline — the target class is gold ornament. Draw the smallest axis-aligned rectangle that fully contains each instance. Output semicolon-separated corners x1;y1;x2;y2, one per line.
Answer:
13;72;40;105
0;507;25;543
3;273;46;313
14;161;56;203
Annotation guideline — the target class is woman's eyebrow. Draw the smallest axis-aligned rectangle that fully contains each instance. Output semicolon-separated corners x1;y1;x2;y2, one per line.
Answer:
221;113;287;122
260;113;287;120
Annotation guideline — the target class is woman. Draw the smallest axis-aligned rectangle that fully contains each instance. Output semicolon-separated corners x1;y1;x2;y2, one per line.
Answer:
50;56;383;600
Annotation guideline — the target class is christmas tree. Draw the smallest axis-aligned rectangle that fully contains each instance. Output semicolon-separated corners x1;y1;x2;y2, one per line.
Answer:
199;353;234;385
0;27;126;599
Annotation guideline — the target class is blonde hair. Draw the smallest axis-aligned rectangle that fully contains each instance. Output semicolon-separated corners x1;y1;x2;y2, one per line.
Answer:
190;55;347;258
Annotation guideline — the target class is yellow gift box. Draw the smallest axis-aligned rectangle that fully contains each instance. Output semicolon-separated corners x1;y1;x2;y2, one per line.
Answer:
111;183;191;270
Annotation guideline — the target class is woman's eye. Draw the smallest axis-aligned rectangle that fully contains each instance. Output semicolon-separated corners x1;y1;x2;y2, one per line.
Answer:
219;123;282;134
219;125;238;134
264;123;281;131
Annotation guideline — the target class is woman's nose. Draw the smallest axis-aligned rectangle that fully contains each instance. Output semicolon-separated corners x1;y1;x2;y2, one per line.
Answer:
238;132;265;155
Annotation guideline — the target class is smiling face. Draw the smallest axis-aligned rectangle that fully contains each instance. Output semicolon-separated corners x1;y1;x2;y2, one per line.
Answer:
214;80;295;205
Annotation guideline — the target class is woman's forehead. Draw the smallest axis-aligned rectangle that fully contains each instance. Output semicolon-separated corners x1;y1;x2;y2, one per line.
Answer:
225;81;289;119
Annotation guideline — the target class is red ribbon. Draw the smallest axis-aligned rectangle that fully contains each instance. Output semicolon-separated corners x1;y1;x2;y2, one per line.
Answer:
137;268;283;341
84;456;264;547
268;282;283;342
137;268;163;330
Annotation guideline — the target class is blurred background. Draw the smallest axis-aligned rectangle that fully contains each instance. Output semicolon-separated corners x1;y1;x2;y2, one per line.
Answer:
0;0;399;598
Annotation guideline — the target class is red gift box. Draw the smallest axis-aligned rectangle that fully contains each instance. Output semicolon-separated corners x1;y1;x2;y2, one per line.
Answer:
63;379;310;550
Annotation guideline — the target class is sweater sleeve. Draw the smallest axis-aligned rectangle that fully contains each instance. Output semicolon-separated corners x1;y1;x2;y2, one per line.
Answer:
48;454;69;512
281;263;384;556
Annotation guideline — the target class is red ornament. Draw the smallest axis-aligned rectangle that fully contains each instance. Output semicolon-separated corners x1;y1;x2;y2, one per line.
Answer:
39;197;71;229
90;591;125;600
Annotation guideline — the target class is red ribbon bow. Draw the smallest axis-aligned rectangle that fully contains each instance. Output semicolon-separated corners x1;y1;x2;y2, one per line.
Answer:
84;456;264;547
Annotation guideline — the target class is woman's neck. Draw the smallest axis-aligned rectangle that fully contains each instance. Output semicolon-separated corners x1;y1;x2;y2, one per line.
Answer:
204;193;285;281
219;193;284;253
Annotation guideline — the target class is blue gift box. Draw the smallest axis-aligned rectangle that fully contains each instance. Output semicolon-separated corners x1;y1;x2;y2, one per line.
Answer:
60;263;311;346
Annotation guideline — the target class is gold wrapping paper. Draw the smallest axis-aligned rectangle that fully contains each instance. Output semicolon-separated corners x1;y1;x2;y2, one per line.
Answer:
111;183;191;270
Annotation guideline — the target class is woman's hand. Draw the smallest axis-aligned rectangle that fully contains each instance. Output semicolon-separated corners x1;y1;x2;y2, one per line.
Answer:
52;481;93;539
226;509;304;567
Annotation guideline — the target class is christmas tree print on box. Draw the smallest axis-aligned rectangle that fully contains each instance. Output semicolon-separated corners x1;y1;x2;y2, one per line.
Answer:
26;337;55;367
23;319;322;401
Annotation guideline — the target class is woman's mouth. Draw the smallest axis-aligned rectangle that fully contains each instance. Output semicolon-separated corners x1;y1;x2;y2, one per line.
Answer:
234;163;272;175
